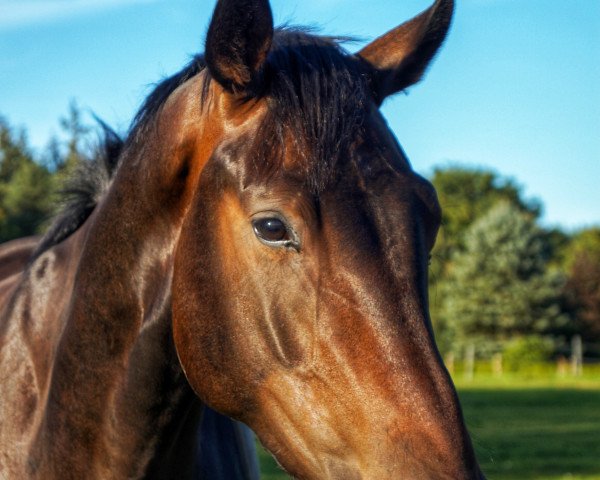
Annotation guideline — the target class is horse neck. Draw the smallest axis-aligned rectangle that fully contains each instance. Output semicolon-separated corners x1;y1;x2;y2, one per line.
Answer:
31;88;211;478
0;236;39;309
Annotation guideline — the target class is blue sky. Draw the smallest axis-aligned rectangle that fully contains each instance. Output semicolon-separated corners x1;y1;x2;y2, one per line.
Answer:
1;0;598;230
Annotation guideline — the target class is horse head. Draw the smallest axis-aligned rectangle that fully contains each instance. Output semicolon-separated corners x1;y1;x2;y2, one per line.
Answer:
163;0;484;478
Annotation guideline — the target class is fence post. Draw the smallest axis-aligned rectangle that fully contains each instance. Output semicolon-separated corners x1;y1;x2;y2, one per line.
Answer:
464;344;475;381
556;355;568;377
571;335;583;376
492;352;503;377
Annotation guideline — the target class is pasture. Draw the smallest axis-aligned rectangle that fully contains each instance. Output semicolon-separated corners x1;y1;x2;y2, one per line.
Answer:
258;366;600;480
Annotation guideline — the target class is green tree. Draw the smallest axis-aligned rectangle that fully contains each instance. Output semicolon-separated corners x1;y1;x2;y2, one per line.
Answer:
0;118;30;182
0;103;94;244
428;166;540;350
440;201;567;355
52;99;91;186
430;166;540;268
0;117;53;242
563;228;600;342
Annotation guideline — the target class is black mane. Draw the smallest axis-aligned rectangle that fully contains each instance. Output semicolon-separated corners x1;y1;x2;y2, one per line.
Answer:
33;57;207;258
34;29;370;257
32;122;123;259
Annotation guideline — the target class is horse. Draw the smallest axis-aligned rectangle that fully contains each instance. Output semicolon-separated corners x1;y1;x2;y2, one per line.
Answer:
0;0;485;478
0;229;260;476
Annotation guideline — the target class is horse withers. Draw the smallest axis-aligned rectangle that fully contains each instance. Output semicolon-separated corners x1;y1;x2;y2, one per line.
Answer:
0;0;485;478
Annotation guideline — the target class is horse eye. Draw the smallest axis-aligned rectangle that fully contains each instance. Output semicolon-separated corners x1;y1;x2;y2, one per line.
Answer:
252;217;290;243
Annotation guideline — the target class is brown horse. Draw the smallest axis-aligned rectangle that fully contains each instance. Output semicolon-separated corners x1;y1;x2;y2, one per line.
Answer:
0;0;485;478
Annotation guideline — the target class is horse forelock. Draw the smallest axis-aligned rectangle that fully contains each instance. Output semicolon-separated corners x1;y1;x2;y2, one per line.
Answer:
247;28;371;194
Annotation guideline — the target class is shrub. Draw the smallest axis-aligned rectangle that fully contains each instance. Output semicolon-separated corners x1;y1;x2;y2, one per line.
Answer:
503;336;554;371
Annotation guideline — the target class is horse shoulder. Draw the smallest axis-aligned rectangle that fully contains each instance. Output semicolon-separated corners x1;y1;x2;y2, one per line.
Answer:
0;232;87;477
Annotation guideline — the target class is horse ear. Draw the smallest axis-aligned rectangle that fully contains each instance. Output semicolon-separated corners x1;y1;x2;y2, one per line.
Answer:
205;0;274;95
357;0;454;102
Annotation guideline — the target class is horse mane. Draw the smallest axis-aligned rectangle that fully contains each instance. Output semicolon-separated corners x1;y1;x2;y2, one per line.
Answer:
33;29;368;258
32;57;207;259
32;122;123;259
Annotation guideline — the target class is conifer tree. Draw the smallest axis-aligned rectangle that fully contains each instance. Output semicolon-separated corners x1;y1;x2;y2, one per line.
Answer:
0;117;53;241
441;201;566;354
428;166;540;350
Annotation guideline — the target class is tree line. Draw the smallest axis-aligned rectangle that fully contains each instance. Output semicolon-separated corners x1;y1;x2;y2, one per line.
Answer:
429;168;600;365
0;101;89;241
1;104;599;365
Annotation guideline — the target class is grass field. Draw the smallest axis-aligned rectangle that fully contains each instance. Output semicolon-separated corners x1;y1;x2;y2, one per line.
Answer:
257;366;600;480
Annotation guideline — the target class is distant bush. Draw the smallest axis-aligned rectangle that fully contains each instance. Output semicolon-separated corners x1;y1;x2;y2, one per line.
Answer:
503;336;554;371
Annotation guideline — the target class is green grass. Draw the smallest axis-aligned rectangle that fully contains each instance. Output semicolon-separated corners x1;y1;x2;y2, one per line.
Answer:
258;447;288;480
257;367;600;479
459;387;600;480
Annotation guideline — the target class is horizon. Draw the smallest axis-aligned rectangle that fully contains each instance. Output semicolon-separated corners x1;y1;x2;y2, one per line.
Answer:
1;0;598;231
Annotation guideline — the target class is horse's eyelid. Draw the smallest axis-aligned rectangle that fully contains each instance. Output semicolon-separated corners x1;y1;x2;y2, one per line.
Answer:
285;239;301;252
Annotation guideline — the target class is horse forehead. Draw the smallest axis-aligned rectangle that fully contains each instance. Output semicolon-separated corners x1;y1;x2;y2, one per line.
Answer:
348;146;419;197
324;164;432;242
